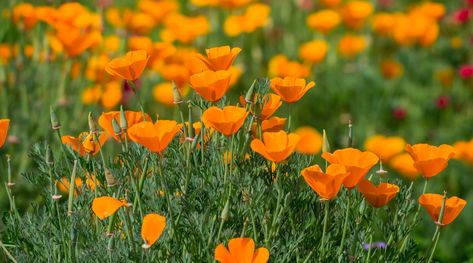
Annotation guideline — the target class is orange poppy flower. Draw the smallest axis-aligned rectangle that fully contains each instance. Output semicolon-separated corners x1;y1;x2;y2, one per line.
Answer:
453;139;473;165
202;106;248;137
98;111;151;141
215;237;269;263
301;164;349;200
250;130;300;163
357;179;400;208
338;34;367;58
371;13;396;36
298;40;328;64
197;45;241;71
241;93;282;121
224;4;270;37
251;117;287;136
105;50;150;81
127;120;180;154
322;148;379;189
270;77;315;103
56;27;102;57
364;135;406;162
294;126;323;155
389;153;420;180
418;194;466;226
306;10;341;34
13;3;37;30
379;59;404;80
0;119;10;148
268;55;310;78
405;144;455;179
160;14;210;43
61;132;109;156
141;213;166;249
189;70;232;102
340;1;373;29
92;196;126;220
57;175;100;196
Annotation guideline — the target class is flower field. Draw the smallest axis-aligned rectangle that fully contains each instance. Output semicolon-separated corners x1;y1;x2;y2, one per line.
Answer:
0;0;472;262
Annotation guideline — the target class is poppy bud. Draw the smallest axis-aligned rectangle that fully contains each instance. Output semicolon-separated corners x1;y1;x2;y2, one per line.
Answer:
46;145;54;165
105;168;117;187
111;118;122;136
172;81;183;105
322;129;330;153
88;112;98;134
187;102;194;138
120;105;128;130
244;80;256;105
220;199;230;221
50;106;61;130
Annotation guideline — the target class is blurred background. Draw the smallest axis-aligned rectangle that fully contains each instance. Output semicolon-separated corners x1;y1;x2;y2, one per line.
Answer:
0;0;472;261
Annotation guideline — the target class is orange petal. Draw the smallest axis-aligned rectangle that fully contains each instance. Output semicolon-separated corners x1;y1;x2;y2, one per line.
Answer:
91;196;125;220
141;213;166;248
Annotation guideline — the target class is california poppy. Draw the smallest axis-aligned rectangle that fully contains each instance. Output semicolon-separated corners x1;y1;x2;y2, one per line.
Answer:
268;55;310;78
202;106;248;137
306;9;341;34
270;76;315;103
57;174;100;196
322;148;379;188
340;1;373;29
364;135;405;162
98;111;151;141
338;34;366;58
250;130;300;163
241;93;282;121
56;27;102;57
215;237;269;263
127;120;181;154
197;45;241;71
357;179;400;208
301;164;349;200
389;153;420;180
224;4;270;37
141;213;166;249
418;194;466;226
189;70;232;102
0;119;10;148
298;40;328;64
105;50;150;80
62;132;109;156
294;126;323;155
405;143;455;179
92;196;126;220
251;117;287;136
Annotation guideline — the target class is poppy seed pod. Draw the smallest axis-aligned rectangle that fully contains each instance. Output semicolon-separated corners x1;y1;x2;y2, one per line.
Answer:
172;81;183;104
111;118;122;136
120;105;128;130
50;106;61;130
88;112;98;134
104;168;117;187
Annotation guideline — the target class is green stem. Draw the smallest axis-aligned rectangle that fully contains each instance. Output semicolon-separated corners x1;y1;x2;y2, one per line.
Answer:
127;80;146;120
338;190;351;255
158;158;176;241
320;200;330;255
67;160;78;216
133;158;148;218
427;227;441;263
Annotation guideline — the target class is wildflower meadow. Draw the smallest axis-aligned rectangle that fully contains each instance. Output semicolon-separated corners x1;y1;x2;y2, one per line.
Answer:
0;0;473;262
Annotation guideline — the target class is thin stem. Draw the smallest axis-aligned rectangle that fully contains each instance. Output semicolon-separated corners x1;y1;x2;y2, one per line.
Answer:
127;80;146;120
427;227;441;263
320;200;330;255
158;158;176;241
338;190;351;255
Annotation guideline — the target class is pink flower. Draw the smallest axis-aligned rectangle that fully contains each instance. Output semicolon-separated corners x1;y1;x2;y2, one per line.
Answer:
393;107;406;121
436;96;450;109
459;65;473;79
454;9;471;24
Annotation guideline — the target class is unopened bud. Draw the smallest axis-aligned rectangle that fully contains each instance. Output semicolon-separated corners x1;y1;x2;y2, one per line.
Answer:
111;118;122;136
88;112;98;134
119;105;128;130
104;168;117;187
220;199;230;221
322;129;330;153
244;80;256;104
50;106;61;130
46;145;54;165
172;81;183;104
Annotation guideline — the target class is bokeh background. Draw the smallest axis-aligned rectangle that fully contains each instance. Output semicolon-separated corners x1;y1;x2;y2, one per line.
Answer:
1;0;473;261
